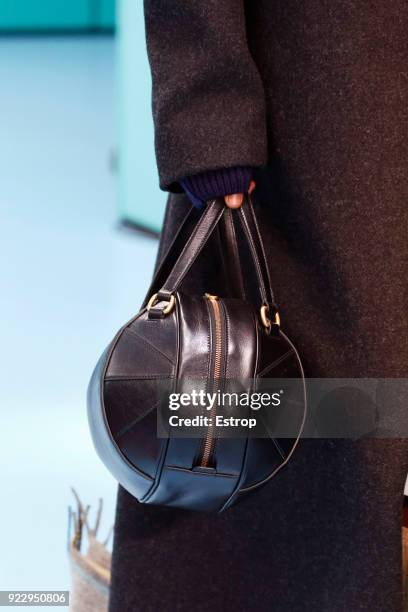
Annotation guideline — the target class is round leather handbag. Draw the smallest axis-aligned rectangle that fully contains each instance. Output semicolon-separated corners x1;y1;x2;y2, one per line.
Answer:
87;196;306;512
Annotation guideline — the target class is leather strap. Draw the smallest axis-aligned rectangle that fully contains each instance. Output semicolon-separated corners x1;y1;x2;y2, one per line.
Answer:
238;196;278;314
141;205;201;308
156;199;225;299
217;208;246;300
146;196;278;320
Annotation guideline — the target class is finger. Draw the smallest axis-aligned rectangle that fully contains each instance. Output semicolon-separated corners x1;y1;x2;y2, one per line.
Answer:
248;180;256;194
224;193;244;209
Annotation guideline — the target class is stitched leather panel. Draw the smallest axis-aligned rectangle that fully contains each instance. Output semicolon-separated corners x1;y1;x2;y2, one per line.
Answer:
114;407;163;480
106;311;177;378
255;330;296;378
87;345;154;502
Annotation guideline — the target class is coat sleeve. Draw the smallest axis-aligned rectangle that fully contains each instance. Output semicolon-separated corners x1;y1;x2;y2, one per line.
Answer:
143;0;267;192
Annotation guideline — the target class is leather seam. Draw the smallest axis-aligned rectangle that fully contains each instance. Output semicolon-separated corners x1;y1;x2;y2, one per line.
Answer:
165;466;236;478
221;299;230;379
125;326;175;365
116;399;162;439
257;349;295;378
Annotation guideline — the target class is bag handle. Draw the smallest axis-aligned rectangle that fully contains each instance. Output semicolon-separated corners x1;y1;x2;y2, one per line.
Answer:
237;198;279;326
141;204;201;308
145;195;280;330
217;208;247;301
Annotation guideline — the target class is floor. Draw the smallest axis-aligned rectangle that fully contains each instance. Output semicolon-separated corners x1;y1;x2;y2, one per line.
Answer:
0;36;158;601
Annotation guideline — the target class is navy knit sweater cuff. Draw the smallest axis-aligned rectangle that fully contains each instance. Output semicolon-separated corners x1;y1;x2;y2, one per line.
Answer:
180;166;252;209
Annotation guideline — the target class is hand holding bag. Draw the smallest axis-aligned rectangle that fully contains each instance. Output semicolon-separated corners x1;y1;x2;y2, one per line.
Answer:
87;196;306;512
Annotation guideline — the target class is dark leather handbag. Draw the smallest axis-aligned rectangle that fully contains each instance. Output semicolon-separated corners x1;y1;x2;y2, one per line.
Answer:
87;196;306;512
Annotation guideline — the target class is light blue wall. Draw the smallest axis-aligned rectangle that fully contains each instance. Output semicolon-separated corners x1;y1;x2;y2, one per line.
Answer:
117;0;166;233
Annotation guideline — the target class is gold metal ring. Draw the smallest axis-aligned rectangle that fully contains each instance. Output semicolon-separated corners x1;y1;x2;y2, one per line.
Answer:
147;293;176;316
260;305;280;329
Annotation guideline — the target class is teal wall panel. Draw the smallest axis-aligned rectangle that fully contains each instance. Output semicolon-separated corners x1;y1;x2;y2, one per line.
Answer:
117;0;166;233
0;0;89;28
99;0;116;28
0;0;116;30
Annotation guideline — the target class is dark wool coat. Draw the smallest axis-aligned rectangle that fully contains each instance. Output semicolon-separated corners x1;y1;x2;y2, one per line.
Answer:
109;2;408;611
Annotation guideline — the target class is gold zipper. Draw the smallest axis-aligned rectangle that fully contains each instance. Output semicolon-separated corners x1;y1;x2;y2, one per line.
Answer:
199;294;224;467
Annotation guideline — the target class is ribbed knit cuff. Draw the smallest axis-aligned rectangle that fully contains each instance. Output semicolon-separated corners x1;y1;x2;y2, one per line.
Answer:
180;166;252;209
